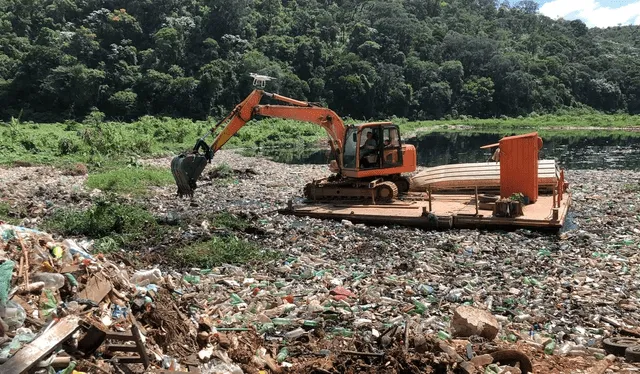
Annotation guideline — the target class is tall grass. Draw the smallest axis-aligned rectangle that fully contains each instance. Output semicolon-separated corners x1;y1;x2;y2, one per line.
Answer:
2;111;640;166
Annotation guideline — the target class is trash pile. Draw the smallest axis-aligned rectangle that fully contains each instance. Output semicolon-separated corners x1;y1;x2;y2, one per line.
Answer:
2;216;640;373
0;152;639;373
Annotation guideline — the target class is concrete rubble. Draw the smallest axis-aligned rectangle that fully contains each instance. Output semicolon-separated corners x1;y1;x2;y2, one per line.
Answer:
0;150;638;373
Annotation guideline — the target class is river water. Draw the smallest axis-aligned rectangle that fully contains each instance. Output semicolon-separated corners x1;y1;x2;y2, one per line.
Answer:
247;131;640;171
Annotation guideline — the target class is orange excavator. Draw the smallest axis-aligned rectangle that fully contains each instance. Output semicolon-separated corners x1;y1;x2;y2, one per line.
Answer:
171;89;417;202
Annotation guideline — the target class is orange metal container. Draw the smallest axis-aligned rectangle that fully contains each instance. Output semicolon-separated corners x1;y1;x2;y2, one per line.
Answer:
499;132;543;203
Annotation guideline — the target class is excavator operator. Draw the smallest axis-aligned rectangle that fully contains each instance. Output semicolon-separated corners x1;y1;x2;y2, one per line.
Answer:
360;130;378;168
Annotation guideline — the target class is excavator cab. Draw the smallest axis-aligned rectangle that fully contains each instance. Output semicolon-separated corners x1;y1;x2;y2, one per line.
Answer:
342;123;411;176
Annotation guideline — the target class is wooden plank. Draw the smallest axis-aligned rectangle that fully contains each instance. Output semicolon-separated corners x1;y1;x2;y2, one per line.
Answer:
60;264;81;273
77;274;112;304
111;356;144;364
105;331;135;341
131;323;150;368
0;316;81;374
105;344;140;353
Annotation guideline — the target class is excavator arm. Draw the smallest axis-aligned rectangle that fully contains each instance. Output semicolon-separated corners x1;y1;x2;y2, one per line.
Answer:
209;89;345;155
171;89;347;197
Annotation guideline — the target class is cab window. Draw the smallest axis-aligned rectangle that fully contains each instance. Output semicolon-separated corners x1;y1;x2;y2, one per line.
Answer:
382;126;402;167
343;127;357;168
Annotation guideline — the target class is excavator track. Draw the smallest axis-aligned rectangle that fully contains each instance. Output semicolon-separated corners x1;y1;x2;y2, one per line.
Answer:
374;181;399;203
304;179;399;203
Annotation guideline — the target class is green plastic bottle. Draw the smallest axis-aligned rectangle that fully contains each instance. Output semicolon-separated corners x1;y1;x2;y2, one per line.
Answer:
413;300;427;315
276;347;289;363
183;275;200;284
273;318;292;325
544;341;556;355
230;293;244;305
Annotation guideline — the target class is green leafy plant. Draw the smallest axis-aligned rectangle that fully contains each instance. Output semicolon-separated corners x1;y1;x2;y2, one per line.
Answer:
44;198;158;239
85;167;173;195
169;236;276;268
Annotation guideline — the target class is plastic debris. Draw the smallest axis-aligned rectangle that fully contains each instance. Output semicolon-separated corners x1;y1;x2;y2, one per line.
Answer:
0;151;638;373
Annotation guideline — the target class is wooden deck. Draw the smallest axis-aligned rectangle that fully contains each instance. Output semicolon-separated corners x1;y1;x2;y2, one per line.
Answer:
411;160;559;191
284;192;572;230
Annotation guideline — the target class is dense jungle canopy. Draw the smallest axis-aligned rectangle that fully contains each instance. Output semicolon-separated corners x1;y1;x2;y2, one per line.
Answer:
1;0;640;122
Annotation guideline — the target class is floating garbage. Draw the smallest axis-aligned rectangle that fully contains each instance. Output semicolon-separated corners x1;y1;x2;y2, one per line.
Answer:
0;152;639;373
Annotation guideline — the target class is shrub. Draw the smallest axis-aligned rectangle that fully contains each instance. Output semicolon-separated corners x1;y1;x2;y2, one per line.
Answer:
58;138;80;155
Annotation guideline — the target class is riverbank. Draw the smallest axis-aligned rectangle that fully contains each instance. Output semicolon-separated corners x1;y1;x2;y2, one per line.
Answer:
3;113;640;167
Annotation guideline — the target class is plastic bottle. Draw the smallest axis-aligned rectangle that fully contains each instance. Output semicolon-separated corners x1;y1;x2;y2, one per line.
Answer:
230;293;244;305
59;361;77;374
303;320;319;327
3;301;26;330
272;318;292;325
446;288;464;302
183;275;200;284
545;341;556;355
31;272;65;290
257;323;275;333
62;239;93;260
131;269;163;286
276;347;289;363
413;300;427;315
162;355;179;370
332;327;353;337
283;328;306;340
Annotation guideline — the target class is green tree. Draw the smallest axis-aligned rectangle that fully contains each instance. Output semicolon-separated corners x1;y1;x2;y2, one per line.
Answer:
108;90;138;117
456;76;495;118
42;64;105;116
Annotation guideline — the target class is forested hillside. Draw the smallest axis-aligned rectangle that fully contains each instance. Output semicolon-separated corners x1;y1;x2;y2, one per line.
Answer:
1;0;640;122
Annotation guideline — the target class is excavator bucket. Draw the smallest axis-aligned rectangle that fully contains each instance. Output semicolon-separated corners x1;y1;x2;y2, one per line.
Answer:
171;153;208;197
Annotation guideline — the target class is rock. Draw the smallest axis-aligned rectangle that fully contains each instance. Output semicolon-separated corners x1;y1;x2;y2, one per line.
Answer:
451;306;500;340
341;219;354;227
215;333;231;349
197;331;210;345
459;361;477;374
414;335;428;353
470;354;494;367
438;341;463;362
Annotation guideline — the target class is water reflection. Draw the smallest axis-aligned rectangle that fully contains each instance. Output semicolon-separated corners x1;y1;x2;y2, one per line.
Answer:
243;131;640;170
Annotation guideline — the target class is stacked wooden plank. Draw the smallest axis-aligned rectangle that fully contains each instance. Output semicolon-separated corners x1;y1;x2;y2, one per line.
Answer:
410;160;559;192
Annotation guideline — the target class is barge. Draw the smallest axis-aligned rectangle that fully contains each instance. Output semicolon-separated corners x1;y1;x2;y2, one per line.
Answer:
283;132;572;231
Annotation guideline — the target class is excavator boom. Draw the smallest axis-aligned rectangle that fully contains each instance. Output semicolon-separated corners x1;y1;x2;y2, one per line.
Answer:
171;89;346;196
